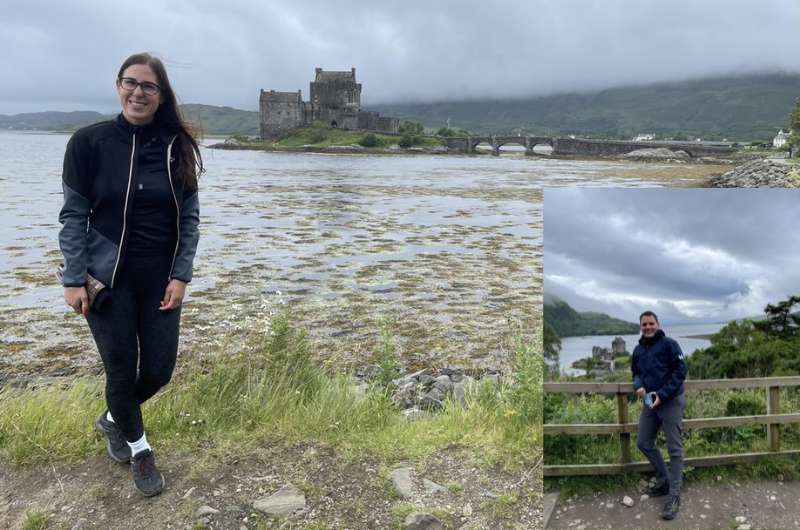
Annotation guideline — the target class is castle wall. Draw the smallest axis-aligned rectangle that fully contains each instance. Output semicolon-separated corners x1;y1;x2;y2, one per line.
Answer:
377;116;400;134
260;90;304;139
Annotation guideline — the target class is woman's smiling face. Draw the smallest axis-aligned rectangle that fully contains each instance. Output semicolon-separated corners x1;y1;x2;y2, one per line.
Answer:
117;63;161;125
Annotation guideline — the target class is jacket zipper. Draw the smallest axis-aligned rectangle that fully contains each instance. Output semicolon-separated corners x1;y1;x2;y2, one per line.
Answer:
110;132;137;288
166;136;180;280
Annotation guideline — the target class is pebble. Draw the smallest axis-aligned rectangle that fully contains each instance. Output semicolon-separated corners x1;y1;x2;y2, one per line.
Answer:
70;519;88;530
621;496;634;507
390;468;416;499
735;516;747;523
640;494;649;502
197;505;219;517
738;525;752;530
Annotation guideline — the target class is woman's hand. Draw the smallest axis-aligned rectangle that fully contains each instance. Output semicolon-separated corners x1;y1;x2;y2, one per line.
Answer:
64;286;89;316
160;279;187;310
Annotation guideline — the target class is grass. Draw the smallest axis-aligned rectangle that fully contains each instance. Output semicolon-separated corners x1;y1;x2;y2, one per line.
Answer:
21;510;48;530
543;385;800;495
222;124;444;151
481;493;519;519
0;314;542;471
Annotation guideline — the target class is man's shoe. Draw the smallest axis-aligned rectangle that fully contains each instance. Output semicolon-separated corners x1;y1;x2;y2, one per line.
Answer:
644;479;669;497
131;449;165;497
661;494;680;520
94;411;131;463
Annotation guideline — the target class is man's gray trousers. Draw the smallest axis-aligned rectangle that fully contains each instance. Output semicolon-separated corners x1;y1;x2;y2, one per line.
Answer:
636;392;685;496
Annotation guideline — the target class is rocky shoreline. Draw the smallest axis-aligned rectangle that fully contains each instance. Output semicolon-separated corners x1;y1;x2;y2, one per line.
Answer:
211;141;740;163
707;158;800;187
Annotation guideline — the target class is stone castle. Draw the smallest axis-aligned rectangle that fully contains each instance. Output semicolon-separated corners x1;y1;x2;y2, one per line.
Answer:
259;67;399;139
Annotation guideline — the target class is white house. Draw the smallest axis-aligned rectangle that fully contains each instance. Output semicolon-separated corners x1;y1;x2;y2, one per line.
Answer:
633;133;655;141
773;129;791;148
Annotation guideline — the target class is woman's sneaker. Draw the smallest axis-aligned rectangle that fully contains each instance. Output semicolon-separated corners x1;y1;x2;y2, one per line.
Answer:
131;449;165;496
94;412;131;463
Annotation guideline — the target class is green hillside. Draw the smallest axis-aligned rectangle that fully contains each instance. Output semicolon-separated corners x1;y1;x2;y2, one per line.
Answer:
369;73;800;142
544;296;640;338
180;104;259;135
0;111;110;132
0;105;260;136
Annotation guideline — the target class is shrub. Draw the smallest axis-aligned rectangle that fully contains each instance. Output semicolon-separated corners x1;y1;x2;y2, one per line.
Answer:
398;134;423;148
399;121;424;135
309;129;328;144
358;133;385;148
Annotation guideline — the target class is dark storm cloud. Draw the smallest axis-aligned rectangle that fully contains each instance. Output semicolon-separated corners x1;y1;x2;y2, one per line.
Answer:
2;0;800;113
543;189;800;324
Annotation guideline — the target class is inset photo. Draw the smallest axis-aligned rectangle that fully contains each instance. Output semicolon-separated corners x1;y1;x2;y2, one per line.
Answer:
542;188;800;529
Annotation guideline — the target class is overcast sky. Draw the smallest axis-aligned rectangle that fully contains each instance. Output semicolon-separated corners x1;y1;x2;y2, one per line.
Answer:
2;0;800;114
544;189;800;325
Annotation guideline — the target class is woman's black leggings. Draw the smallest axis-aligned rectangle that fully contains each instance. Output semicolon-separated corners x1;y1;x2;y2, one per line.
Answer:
86;253;180;442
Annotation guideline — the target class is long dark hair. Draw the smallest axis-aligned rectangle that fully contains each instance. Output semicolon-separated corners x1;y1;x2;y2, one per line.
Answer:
117;52;203;189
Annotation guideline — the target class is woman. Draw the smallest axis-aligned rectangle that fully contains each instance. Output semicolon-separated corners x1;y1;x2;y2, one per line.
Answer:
59;52;202;496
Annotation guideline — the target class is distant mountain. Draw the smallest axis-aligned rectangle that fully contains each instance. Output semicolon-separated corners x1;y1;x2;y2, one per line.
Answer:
180;104;259;136
0;105;260;136
0;111;110;132
369;73;800;141
544;295;640;338
3;73;797;139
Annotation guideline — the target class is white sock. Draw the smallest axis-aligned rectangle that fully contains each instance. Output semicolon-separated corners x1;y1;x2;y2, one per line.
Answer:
127;433;152;457
106;411;115;423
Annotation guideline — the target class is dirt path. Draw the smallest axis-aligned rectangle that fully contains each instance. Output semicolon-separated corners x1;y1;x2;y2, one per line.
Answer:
548;479;800;529
0;444;542;530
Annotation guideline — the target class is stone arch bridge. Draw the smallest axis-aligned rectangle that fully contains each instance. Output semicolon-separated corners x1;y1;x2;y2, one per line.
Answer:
444;135;737;158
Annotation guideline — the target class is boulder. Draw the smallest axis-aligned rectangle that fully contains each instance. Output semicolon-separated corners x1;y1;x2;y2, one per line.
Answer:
404;512;444;530
252;484;306;516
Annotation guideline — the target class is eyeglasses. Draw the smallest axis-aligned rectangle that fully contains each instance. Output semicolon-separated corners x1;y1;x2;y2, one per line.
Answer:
118;77;161;96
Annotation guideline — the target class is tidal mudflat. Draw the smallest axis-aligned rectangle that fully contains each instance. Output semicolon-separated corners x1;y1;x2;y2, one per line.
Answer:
0;132;728;383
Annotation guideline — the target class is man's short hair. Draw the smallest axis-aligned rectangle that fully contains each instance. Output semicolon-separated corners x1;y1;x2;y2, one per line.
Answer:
639;310;659;323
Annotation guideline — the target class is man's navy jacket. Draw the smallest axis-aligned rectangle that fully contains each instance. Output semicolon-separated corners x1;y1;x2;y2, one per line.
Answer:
631;329;688;402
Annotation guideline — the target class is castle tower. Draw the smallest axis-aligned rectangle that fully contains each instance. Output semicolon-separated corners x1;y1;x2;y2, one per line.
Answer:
259;90;305;140
309;67;361;129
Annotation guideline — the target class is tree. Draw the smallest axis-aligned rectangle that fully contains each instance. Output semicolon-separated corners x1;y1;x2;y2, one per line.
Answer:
543;321;561;377
753;295;800;339
789;96;800;156
399;121;424;135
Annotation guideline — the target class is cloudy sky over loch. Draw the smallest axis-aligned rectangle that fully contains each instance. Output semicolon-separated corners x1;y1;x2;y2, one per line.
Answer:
543;189;800;325
2;0;800;113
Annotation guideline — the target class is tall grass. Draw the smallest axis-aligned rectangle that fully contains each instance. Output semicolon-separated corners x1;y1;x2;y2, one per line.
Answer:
544;386;800;493
0;315;542;468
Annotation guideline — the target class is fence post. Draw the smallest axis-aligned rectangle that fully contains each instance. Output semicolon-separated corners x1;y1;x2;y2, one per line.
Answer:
767;385;780;452
617;392;631;464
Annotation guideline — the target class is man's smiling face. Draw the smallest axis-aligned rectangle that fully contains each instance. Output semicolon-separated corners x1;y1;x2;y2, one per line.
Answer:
640;314;659;338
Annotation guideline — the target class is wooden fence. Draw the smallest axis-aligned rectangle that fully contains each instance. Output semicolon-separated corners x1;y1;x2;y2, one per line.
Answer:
543;377;800;476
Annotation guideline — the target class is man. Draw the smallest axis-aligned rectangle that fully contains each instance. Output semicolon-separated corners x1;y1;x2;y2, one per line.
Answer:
631;311;688;521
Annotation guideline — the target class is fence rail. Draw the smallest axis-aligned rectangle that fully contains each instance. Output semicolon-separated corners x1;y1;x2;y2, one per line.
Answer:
544;376;800;476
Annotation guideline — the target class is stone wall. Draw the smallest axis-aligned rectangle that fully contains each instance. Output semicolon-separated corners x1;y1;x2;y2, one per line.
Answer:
259;90;305;139
551;138;736;158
